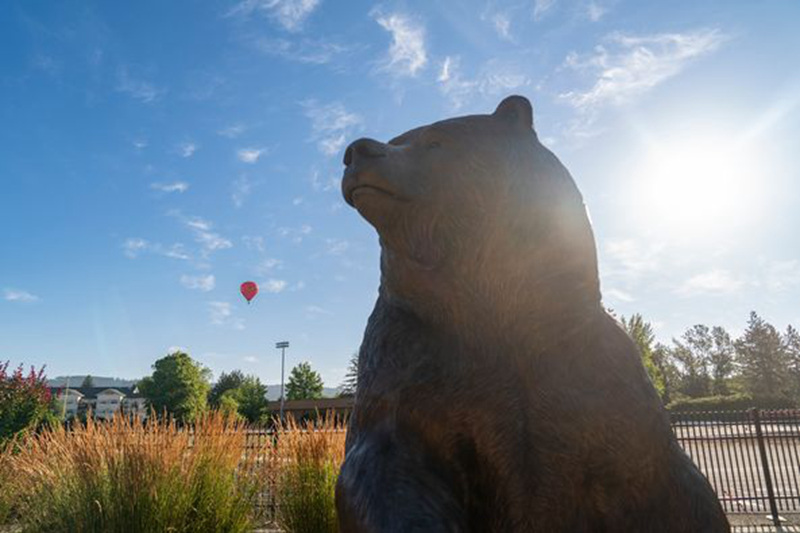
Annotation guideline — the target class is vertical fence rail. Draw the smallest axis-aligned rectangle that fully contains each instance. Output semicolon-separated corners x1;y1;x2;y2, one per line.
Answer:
670;409;800;524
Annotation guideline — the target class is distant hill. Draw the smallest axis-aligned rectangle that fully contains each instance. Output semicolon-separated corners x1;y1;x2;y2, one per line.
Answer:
265;385;340;401
48;376;137;388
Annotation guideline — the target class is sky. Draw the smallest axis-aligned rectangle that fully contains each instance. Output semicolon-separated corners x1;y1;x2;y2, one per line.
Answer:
2;0;799;388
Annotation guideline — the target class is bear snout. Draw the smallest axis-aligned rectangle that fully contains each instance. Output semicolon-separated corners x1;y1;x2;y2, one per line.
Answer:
344;137;388;167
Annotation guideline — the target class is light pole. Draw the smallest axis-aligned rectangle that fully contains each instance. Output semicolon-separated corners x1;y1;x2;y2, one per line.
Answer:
276;341;289;421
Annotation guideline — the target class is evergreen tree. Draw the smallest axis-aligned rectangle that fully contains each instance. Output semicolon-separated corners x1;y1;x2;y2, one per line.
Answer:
80;375;94;389
708;326;735;395
338;352;359;397
783;325;800;400
286;362;324;400
209;370;245;407
620;314;665;397
735;312;789;398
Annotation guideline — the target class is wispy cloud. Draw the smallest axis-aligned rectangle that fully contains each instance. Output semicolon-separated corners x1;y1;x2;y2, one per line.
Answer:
180;274;216;292
676;269;744;296
218;124;246;138
325;238;349;255
602;238;665;279
3;288;40;303
585;1;607;22
303;100;362;156
253;37;351;65
373;10;427;77
116;67;165;103
232;176;253;208
254;257;282;275
243;355;259;363
181;216;233;257
761;259;800;292
262;279;288;293
604;287;634;303
278;224;312;243
438;56;530;109
179;142;197;158
228;0;321;32
208;301;245;330
236;148;266;163
150;181;189;193
560;28;726;110
123;238;191;260
533;0;557;20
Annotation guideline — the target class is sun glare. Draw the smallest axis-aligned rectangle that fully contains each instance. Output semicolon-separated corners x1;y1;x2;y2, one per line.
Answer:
633;133;760;238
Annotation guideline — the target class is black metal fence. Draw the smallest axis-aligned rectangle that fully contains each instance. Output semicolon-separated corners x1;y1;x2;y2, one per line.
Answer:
671;409;800;527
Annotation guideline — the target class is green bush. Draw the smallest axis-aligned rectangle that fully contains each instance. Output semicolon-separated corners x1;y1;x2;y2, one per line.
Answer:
667;393;796;412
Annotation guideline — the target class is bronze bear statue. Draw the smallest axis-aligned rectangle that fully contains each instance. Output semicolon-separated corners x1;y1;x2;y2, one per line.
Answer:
336;95;730;532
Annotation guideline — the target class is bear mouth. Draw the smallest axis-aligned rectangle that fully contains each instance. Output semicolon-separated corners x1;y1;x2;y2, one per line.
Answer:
344;183;406;208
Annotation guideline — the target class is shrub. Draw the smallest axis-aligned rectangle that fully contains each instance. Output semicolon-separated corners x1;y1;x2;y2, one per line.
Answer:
0;361;55;447
273;415;346;533
667;392;796;412
0;412;266;532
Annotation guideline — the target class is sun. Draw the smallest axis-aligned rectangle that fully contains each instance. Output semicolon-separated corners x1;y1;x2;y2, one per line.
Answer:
632;132;760;238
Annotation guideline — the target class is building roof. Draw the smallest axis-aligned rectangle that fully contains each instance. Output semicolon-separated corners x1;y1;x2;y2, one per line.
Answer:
49;386;140;400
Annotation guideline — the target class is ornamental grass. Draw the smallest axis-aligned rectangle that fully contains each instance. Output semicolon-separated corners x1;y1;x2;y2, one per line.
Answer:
0;411;266;533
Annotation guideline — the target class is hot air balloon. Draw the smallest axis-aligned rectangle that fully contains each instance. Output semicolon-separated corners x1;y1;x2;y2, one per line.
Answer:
240;281;258;304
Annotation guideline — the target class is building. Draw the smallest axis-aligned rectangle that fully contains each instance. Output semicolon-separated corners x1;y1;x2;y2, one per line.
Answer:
50;386;148;420
265;397;354;423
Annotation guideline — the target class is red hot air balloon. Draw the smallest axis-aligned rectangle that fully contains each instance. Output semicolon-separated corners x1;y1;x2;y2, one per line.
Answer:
240;281;258;304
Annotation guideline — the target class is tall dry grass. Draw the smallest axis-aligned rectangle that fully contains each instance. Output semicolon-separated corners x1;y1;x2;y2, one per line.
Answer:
270;415;347;533
0;412;266;533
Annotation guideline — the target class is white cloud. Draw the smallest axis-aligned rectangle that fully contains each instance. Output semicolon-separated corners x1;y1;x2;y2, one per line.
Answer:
492;13;512;40
533;0;556;20
232;176;253;208
438;56;530;109
228;0;321;32
278;224;312;243
263;279;288;293
179;142;197;158
373;11;427;77
761;259;800;292
150;181;189;193
116;68;165;103
218;124;245;138
236;148;266;163
603;238;664;278
176;216;233;257
4;288;40;303
560;28;726;110
180;274;216;292
303;101;362;156
208;301;245;330
243;355;259;363
254;37;351;65
676;269;743;296
305;304;331;316
326;238;349;255
586;1;607;22
604;287;634;303
133;139;148;149
255;257;282;275
123;238;150;258
123;238;191;260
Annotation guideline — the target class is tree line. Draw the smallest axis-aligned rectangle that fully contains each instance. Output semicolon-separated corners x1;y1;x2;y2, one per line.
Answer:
621;311;800;410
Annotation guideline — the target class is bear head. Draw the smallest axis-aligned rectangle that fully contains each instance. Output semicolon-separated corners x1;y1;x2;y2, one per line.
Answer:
342;96;601;334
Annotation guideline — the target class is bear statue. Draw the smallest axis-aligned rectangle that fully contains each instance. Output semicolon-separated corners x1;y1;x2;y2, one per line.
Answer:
336;95;730;532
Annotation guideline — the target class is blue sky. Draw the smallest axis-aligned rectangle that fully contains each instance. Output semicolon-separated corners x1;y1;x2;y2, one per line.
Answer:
2;0;799;388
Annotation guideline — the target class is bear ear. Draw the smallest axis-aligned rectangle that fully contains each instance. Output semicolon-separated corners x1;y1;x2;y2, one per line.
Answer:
493;95;533;131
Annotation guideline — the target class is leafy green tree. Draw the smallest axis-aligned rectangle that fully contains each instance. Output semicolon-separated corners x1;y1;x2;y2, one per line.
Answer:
621;314;665;398
286;362;324;401
209;370;245;407
338;353;359;397
708;326;735;395
652;343;680;405
785;325;800;401
80;375;94;388
139;351;211;422
672;325;713;397
218;391;242;420
234;376;269;423
735;312;789;398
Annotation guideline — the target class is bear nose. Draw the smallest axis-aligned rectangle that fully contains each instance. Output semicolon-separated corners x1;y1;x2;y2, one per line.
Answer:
343;138;387;167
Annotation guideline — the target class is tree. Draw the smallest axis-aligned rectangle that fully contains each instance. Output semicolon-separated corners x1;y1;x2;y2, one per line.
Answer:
139;351;211;422
708;327;735;395
785;325;800;401
338;353;359;397
652;343;680;405
81;375;94;388
735;312;789;398
209;370;245;407
234;376;269;423
620;314;665;398
286;362;324;401
0;362;56;445
672;325;713;398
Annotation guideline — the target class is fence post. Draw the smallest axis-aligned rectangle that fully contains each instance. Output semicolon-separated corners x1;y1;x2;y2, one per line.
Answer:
752;408;781;528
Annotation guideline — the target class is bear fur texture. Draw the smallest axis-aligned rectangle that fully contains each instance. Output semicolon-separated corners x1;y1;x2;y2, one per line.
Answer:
336;96;730;532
